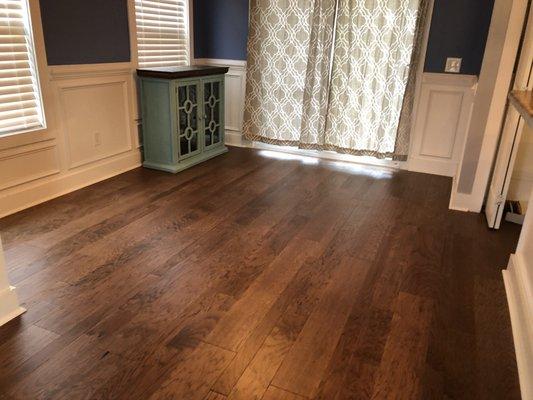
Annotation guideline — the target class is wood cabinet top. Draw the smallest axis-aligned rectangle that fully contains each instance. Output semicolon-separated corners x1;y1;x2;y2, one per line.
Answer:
136;65;229;80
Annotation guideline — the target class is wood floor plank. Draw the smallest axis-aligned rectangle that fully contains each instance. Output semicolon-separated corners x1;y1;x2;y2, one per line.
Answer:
204;391;228;400
272;256;371;398
0;147;521;399
226;326;293;400
206;238;318;352
147;341;235;400
370;292;433;400
261;386;307;400
0;324;58;377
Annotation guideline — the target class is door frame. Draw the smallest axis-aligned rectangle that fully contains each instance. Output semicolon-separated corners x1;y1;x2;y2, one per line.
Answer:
485;4;533;228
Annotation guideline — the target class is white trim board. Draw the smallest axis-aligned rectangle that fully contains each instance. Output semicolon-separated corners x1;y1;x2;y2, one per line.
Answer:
452;0;529;212
0;238;25;327
503;253;533;400
0;286;25;327
0;150;141;218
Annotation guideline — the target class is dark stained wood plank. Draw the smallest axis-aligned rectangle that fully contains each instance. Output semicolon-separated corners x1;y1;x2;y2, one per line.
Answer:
272;257;371;398
0;147;521;399
226;326;293;400
262;386;307;400
0;324;58;377
205;238;318;352
204;391;228;400
147;341;235;400
371;292;433;399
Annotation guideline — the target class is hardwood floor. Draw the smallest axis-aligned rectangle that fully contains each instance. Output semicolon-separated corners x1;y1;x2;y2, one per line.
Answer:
0;147;521;399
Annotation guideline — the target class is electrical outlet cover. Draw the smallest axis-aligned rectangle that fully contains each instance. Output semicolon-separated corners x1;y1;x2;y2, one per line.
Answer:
445;57;462;73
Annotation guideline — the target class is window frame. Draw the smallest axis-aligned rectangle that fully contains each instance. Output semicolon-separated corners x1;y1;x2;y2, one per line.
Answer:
0;0;47;138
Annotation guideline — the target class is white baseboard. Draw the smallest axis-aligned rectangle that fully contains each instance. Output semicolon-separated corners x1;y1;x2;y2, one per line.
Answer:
408;157;458;177
448;175;481;212
225;129;246;147
0;150;141;218
0;285;25;326
503;253;533;400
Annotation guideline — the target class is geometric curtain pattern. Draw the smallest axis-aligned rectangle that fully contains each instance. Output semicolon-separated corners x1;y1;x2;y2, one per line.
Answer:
243;0;429;160
323;0;421;159
243;0;319;145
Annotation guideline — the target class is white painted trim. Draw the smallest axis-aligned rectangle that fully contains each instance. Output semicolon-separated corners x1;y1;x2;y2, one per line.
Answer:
503;253;533;400
408;73;477;177
0;150;141;218
420;73;478;87
193;58;247;68
0;238;25;327
49;63;133;80
229;141;401;170
0;287;25;327
452;0;529;212
188;0;194;60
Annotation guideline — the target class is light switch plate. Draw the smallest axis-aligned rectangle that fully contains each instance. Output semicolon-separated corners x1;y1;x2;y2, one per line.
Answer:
445;57;462;73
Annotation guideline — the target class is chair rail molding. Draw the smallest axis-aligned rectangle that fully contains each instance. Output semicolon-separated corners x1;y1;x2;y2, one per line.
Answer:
0;236;25;327
193;58;247;147
408;73;477;177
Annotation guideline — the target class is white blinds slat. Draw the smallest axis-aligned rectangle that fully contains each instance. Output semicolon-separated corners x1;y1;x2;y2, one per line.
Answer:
135;0;189;68
0;0;44;135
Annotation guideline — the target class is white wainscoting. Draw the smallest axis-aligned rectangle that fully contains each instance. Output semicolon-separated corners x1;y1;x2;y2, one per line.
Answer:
194;58;247;146
503;187;533;400
408;73;477;177
0;63;141;218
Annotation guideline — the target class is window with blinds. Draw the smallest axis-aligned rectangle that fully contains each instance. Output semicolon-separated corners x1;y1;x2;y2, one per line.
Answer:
135;0;190;68
0;0;45;136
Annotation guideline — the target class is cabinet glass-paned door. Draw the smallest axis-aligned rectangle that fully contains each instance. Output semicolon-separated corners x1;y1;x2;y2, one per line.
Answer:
203;79;223;149
177;82;200;159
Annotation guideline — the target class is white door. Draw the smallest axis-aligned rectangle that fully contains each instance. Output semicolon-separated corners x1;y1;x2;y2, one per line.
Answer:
486;9;533;229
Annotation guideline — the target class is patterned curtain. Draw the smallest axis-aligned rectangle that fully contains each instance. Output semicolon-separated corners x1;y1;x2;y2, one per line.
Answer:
243;0;430;160
243;0;337;146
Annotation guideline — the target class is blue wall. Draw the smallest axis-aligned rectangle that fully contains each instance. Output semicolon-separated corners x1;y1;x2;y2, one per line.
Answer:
193;0;249;60
40;0;130;65
38;0;494;74
424;0;494;75
193;0;494;75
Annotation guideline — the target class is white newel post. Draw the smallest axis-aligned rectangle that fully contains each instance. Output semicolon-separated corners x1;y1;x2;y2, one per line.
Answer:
0;235;25;326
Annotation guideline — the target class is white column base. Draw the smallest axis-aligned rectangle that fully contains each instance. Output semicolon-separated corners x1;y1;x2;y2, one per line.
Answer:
0;285;25;326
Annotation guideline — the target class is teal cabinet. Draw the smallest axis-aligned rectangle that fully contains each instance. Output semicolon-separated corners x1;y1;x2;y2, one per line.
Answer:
138;66;229;173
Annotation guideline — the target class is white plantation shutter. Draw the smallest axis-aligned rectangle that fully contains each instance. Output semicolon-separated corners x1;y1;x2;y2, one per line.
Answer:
135;0;190;68
0;0;44;136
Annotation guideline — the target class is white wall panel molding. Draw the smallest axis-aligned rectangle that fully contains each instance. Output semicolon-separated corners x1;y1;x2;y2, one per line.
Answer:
194;58;247;146
408;73;477;177
54;76;135;170
0;144;60;191
0;63;141;217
